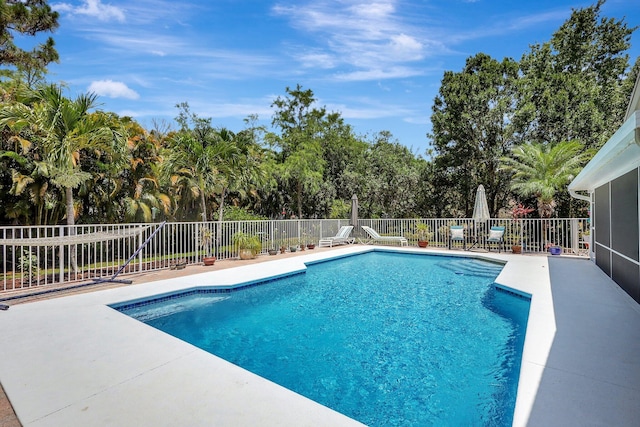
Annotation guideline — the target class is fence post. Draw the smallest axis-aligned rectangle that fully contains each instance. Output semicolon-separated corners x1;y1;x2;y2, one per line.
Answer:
570;219;579;254
58;227;64;283
138;225;143;272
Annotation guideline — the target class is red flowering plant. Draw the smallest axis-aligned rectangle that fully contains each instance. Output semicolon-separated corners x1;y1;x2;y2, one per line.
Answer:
511;204;534;219
510;204;534;247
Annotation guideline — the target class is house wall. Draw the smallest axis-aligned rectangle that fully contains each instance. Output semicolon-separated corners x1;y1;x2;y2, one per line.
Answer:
594;168;640;303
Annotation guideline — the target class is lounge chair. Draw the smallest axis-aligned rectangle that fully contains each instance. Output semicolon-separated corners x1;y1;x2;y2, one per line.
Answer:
361;226;408;246
486;226;505;252
318;225;355;247
449;225;466;250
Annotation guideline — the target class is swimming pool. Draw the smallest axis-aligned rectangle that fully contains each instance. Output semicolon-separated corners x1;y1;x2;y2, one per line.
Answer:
116;252;530;426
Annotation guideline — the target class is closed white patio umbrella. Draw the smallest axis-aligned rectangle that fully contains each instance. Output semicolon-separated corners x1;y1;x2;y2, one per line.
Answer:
472;185;490;223
350;194;358;227
471;185;490;250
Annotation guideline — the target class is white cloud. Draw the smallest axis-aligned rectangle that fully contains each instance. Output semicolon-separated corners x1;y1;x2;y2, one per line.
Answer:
272;1;432;80
334;66;423;81
388;34;423;61
324;99;414;120
53;0;126;22
88;80;139;99
298;52;337;69
349;2;395;19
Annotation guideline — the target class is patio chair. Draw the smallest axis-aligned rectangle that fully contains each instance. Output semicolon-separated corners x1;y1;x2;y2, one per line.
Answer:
318;225;355;247
448;225;466;250
361;226;408;246
486;226;506;253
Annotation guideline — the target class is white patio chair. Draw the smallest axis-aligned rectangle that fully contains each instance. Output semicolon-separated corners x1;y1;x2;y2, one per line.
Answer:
361;226;408;246
318;225;355;247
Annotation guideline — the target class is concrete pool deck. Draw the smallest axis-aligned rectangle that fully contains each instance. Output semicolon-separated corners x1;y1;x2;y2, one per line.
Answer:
1;246;639;426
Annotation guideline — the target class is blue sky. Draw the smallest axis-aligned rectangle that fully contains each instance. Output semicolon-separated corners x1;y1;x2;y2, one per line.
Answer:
36;0;640;155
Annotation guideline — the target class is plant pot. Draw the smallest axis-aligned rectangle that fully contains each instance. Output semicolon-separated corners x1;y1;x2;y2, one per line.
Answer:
306;244;315;250
549;246;562;256
171;260;188;270
511;245;522;254
289;246;297;252
268;249;278;255
418;240;429;248
300;245;305;251
238;249;256;260
280;246;286;254
203;256;216;266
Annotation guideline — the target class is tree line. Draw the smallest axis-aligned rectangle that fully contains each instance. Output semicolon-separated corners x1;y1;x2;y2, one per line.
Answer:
0;0;637;226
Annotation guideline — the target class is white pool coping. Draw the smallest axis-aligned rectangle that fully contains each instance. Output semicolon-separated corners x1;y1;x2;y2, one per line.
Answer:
1;246;639;426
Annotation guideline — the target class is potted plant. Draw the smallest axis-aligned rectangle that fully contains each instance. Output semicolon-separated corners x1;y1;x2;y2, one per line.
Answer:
267;228;278;255
510;204;534;254
305;225;316;249
416;222;432;248
279;230;287;253
232;232;262;260
199;226;216;266
582;228;591;249
548;245;562;255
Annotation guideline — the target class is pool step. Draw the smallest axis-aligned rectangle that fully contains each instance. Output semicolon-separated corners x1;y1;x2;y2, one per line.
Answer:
438;259;503;278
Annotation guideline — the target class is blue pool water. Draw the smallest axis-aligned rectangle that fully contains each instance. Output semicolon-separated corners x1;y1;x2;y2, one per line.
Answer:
118;252;530;426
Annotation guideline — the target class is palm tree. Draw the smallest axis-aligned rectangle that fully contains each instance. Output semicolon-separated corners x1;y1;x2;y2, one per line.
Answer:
162;124;239;222
213;127;267;222
121;125;171;222
0;84;127;269
1;84;127;225
500;140;591;218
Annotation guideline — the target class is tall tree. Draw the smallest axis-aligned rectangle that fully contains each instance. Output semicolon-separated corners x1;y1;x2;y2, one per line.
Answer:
213;126;266;222
118;120;171;223
0;0;59;73
1;84;127;271
515;0;636;151
0;84;127;228
162;103;239;222
430;53;519;217
270;85;326;218
354;132;423;218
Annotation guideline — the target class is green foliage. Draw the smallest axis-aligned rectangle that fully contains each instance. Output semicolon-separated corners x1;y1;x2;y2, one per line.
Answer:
222;206;266;221
415;222;432;241
270;85;328;218
355;132;423;218
18;248;38;278
0;83;128;226
515;0;635;150
0;0;59;73
500;140;591;217
329;199;350;219
162;103;241;222
429;2;636;218
118;123;170;223
0;2;636;225
232;231;262;255
430;53;519;217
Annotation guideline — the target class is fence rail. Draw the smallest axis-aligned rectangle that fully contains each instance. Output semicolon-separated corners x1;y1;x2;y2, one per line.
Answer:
1;218;590;292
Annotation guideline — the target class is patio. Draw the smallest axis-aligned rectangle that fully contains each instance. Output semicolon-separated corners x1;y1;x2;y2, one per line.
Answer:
0;246;638;426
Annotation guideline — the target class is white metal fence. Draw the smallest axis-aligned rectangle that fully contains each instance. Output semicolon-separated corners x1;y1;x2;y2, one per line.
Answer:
0;218;590;292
